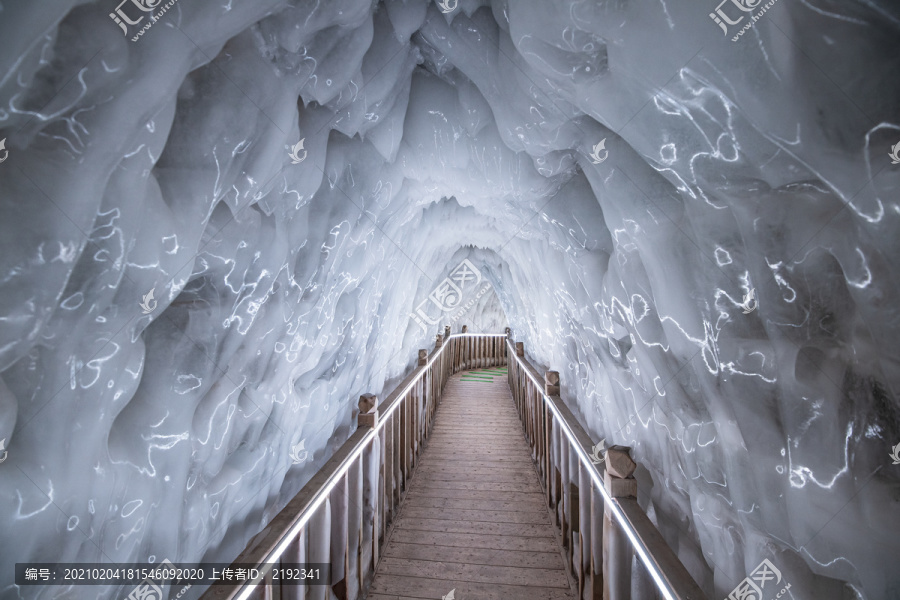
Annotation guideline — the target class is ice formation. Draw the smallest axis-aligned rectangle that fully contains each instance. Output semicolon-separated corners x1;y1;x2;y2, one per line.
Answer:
0;0;898;598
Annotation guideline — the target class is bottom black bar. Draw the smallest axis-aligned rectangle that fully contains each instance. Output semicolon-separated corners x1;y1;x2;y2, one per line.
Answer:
15;563;331;586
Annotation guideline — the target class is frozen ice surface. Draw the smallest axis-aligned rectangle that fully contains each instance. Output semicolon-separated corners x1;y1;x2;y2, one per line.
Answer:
0;0;898;598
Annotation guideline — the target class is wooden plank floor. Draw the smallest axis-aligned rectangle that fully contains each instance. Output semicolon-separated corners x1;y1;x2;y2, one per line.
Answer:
367;368;575;600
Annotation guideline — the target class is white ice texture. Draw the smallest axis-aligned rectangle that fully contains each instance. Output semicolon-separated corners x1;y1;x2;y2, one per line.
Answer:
0;0;898;598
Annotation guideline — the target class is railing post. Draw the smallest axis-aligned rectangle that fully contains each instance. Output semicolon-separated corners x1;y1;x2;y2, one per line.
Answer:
544;371;560;396
309;499;331;600
444;325;450;340
435;334;443;348
417;349;428;443
590;481;604;600
460;325;468;369
358;393;378;429
603;446;637;600
505;326;511;338
355;391;380;591
331;471;349;600
515;341;524;357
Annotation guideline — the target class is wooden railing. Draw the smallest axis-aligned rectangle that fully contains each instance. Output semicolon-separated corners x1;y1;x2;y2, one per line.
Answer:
506;335;707;600
200;331;507;600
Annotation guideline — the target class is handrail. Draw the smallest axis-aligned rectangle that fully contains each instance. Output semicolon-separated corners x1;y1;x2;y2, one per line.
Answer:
506;337;707;600
200;331;507;600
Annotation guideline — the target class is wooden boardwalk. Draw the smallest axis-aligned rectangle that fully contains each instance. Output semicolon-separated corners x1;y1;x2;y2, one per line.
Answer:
367;368;575;600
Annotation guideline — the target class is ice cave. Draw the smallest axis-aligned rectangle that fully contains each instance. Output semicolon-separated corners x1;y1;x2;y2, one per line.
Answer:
0;0;898;599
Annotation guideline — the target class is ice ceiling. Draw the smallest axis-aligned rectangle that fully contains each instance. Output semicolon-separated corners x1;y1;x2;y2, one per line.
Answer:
1;0;899;598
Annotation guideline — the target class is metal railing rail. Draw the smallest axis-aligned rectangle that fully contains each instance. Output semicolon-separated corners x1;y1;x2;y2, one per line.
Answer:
506;335;707;600
200;330;507;600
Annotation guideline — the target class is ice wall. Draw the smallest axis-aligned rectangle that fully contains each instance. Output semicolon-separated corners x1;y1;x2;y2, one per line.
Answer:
0;0;898;599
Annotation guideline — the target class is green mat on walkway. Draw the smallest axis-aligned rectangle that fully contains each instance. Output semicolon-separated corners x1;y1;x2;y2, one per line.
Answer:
460;368;509;382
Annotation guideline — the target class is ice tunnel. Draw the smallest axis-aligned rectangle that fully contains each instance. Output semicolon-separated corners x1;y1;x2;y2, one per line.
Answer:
0;0;899;599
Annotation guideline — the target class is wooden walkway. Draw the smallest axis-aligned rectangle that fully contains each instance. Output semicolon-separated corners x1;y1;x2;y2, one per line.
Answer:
367;368;575;600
